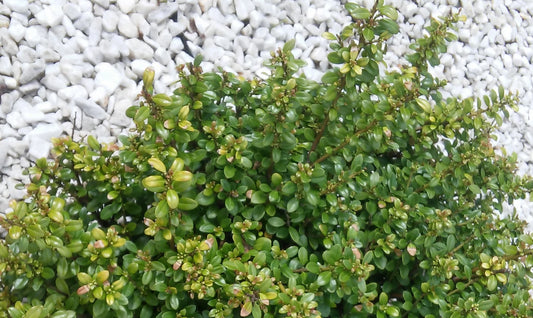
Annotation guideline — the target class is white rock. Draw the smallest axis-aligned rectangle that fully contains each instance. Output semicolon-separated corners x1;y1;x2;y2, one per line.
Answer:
17;101;45;124
24;25;47;47
126;38;154;60
99;38;122;62
28;138;52;160
4;77;18;89
75;98;108;120
6;111;26;129
35;5;64;27
4;0;29;13
89;86;109;106
42;74;68;91
73;12;94;34
249;10;264;28
94;62;122;94
0;90;19;114
130;59;152;77
93;0;109;8
36;44;60;63
109;98;133;127
62;15;77;36
84;46;103;64
513;52;526;67
157;29;172;49
0;140;9;169
19;81;41;95
8;20;26;43
19;60;46;84
117;0;137;14
168;37;184;53
130;13;150;36
58;85;88;101
88;17;103;45
35;101;57;113
118;13;138;38
59;63;84;85
102;10;118;32
63;2;81;20
146;3;179;24
16;46;36;63
0;56;12;76
501;24;515;42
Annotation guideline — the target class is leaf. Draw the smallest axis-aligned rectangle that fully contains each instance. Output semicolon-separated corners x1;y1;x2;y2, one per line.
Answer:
287;197;299;213
148;158;167;174
251;191;268;204
322;32;336;40
468;184;481;195
363;28;374;42
268;217;285;227
166;189;180;209
379;5;398;20
142;175;166;192
178;197;198;210
283;39;296;53
349;7;371;19
240;300;252;317
415;98;432;113
254;237;272;251
317;271;332;286
172;170;193;182
487;275;497;291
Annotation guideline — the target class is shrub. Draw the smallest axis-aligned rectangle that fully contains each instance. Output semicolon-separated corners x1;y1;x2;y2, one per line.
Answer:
2;1;533;317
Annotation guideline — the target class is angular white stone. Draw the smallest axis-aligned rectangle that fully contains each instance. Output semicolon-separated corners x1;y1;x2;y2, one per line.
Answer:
35;5;64;27
89;86;109;106
4;0;29;13
75;98;108;120
16;46;36;63
28;138;52;160
19;60;46;85
118;0;137;14
24;25;47;47
130;59;152;77
42;74;68;91
501;24;515;42
118;13;138;38
94;62;122;94
126;38;154;60
235;0;254;20
8;20;26;43
36;44;61;63
93;0;110;9
88;17;103;45
6;111;26;129
16;100;45;124
58;85;88;101
109;98;134;127
130;13;150;36
0;56;12;76
63;2;81;20
35;101;57;113
102;10;118;33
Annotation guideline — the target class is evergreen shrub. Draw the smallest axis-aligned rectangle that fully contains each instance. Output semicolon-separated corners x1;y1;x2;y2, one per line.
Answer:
2;1;533;317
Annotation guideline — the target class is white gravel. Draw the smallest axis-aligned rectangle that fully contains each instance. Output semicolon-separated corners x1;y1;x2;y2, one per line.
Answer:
1;0;533;229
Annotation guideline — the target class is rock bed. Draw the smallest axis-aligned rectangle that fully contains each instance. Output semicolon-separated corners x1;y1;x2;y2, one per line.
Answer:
1;0;533;229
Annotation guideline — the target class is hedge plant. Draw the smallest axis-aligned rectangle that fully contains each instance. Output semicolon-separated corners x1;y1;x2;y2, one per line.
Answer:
2;1;533;317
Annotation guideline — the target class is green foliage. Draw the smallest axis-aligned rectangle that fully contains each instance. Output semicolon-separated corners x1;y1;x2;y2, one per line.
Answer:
2;1;533;317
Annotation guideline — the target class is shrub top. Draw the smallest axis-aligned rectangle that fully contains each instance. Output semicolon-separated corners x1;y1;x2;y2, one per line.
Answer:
2;1;533;318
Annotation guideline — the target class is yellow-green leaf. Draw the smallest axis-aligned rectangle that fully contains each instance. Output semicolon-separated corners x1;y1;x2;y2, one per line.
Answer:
148;158;167;174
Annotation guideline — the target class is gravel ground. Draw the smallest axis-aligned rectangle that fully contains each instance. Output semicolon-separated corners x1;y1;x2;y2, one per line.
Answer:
1;0;533;229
